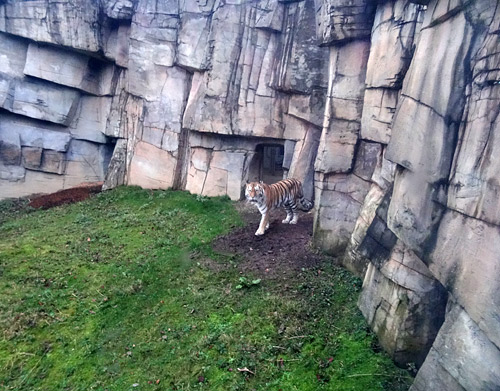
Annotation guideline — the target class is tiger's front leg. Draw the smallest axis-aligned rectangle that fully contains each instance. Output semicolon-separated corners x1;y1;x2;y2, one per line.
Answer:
255;209;270;236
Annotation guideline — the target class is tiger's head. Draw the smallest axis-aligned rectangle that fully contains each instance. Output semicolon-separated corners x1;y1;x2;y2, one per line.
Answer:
245;181;265;204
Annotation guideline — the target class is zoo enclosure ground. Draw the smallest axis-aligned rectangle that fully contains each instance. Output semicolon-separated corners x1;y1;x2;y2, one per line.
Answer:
0;187;412;391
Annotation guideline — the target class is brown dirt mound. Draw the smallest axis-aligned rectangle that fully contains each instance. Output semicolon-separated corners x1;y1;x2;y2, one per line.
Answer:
28;182;103;209
212;202;325;280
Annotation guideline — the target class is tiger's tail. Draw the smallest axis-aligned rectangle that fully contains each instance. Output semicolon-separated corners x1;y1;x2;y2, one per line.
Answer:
298;195;314;212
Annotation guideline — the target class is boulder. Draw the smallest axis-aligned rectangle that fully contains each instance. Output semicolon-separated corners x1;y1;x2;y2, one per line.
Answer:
313;172;371;255
386;96;456;181
182;5;246;135
180;0;217;14
358;241;447;367
0;115;71;153
141;66;191;138
314;0;376;45
64;140;110;187
360;88;399;144
427;209;500;350
128;141;177;190
0;163;25;183
202;166;228;198
345;184;389;276
410;302;500;391
0;170;65;200
287;89;327;128
128;0;178;99
21;147;42;170
24;43;89;90
0;0;102;53
104;23;131;67
447;21;500;225
103;0;135;20
270;1;329;94
365;0;423;89
103;139;128;191
448;86;500;225
183;27;286;139
0;131;21;165
204;150;248;200
315;41;370;174
353;141;382;181
69;96;112;144
185;147;210;195
387;168;446;254
371;147;396;191
0;32;28;78
255;0;284;32
0;76;9;107
176;12;211;71
40;150;66;175
287;123;321;201
345;182;399;276
402;9;472;121
105;89;144;139
10;79;80;126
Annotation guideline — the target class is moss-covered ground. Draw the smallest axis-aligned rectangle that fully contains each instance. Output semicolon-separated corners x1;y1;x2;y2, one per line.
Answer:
0;187;412;390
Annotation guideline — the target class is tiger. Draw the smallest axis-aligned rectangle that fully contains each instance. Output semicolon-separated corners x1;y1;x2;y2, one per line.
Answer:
245;178;314;236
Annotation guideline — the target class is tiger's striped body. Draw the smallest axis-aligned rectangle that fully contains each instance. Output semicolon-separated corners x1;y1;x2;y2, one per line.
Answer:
245;178;314;236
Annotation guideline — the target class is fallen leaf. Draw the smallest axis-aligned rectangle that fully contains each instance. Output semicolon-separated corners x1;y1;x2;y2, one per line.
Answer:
237;367;255;376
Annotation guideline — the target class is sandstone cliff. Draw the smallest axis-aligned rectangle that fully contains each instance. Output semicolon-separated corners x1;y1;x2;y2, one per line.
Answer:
0;0;499;389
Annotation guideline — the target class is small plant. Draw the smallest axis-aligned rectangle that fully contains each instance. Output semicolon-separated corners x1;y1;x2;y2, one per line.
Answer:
196;194;210;203
235;276;261;290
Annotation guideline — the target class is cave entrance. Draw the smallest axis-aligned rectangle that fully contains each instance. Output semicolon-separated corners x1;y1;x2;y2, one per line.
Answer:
248;144;284;184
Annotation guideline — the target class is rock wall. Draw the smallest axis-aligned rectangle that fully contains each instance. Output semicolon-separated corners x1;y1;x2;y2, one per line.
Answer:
345;1;500;389
1;0;499;389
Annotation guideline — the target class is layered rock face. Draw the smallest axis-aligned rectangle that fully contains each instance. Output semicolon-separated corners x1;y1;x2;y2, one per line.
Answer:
349;1;500;389
1;0;499;389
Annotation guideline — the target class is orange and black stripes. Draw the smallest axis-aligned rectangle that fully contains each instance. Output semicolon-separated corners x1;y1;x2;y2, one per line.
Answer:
245;178;314;236
264;178;304;209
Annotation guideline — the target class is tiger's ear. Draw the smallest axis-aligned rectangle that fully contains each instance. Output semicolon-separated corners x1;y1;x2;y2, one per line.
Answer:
259;180;263;184
245;179;249;184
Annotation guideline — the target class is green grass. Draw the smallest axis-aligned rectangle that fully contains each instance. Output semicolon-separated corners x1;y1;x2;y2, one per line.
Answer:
0;186;412;391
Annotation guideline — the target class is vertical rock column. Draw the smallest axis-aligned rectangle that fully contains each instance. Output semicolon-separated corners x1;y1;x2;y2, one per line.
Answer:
410;2;500;389
125;0;192;190
343;0;423;276
313;0;375;255
318;0;449;370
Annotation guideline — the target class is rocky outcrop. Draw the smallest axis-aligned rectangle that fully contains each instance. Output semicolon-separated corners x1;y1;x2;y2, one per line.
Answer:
358;241;447;368
1;0;499;390
0;15;117;198
348;1;500;390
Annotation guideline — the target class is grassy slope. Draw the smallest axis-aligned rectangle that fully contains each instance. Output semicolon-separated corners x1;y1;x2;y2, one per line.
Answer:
0;187;412;391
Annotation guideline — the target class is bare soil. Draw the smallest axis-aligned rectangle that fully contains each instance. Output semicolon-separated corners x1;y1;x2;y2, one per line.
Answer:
28;182;103;209
213;202;326;280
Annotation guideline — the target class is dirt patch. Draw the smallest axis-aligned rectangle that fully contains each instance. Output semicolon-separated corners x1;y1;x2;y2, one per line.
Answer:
213;202;328;280
28;182;103;209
